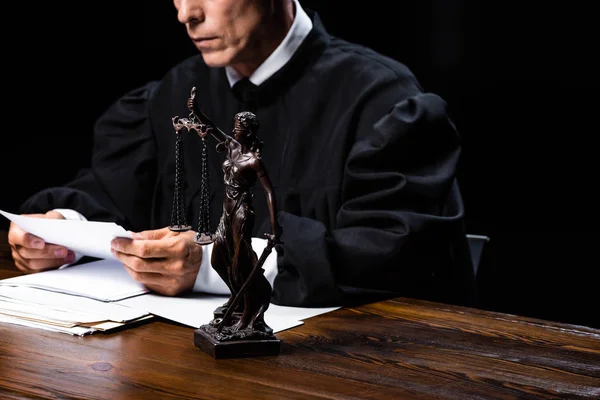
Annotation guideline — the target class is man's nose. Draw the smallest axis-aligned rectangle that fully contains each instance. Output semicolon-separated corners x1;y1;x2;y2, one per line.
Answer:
177;0;204;25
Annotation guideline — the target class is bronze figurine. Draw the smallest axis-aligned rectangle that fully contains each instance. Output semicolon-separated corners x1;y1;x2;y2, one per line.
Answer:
176;87;283;358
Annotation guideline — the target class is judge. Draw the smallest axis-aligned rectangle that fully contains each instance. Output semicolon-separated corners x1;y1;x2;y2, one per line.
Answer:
7;0;476;308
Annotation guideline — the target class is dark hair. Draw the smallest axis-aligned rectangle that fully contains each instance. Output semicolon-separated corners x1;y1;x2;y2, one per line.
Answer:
235;111;263;156
235;111;260;132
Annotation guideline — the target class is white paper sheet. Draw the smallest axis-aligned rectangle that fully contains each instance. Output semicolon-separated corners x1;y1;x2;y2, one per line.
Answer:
268;303;340;321
0;286;149;322
118;292;339;332
0;299;107;325
0;313;95;336
0;259;149;302
0;209;132;260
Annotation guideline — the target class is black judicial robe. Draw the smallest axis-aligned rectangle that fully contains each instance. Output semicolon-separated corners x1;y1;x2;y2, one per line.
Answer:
21;11;476;308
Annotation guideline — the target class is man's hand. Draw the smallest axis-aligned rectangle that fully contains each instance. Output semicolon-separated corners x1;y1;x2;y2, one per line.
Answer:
8;211;75;273
110;227;203;296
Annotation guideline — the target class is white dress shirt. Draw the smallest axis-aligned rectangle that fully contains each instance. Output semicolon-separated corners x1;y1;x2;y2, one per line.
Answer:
54;0;313;295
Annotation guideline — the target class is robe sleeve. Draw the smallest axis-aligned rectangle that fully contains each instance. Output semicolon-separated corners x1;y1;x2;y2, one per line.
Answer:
19;82;160;232
272;88;473;307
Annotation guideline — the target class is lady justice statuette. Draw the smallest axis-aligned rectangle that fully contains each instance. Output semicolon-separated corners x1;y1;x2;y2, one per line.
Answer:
170;87;283;359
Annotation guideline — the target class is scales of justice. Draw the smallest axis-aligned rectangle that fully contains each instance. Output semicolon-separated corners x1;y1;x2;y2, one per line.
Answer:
169;87;282;359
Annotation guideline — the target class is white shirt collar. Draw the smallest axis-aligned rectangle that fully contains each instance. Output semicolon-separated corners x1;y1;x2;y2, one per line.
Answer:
225;0;313;87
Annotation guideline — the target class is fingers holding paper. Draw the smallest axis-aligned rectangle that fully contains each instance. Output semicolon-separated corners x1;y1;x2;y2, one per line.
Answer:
8;212;76;273
111;227;203;296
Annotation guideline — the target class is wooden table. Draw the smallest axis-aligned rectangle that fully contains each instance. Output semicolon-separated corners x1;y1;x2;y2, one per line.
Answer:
1;231;599;399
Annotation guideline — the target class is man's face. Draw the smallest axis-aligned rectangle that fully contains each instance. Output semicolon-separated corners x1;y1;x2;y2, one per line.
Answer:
173;0;267;67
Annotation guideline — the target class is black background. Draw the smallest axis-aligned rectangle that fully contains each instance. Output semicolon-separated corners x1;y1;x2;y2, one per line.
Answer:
1;1;598;328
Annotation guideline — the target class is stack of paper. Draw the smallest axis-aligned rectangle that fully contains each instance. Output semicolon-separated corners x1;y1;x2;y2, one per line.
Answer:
0;286;152;336
0;260;150;335
0;259;338;335
0;258;150;302
0;210;339;336
0;258;153;335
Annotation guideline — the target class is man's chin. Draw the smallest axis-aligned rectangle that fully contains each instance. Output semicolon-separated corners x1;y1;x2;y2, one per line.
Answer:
200;52;231;68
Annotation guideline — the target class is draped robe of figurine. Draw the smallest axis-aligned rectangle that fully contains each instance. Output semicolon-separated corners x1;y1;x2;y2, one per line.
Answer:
207;112;277;334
